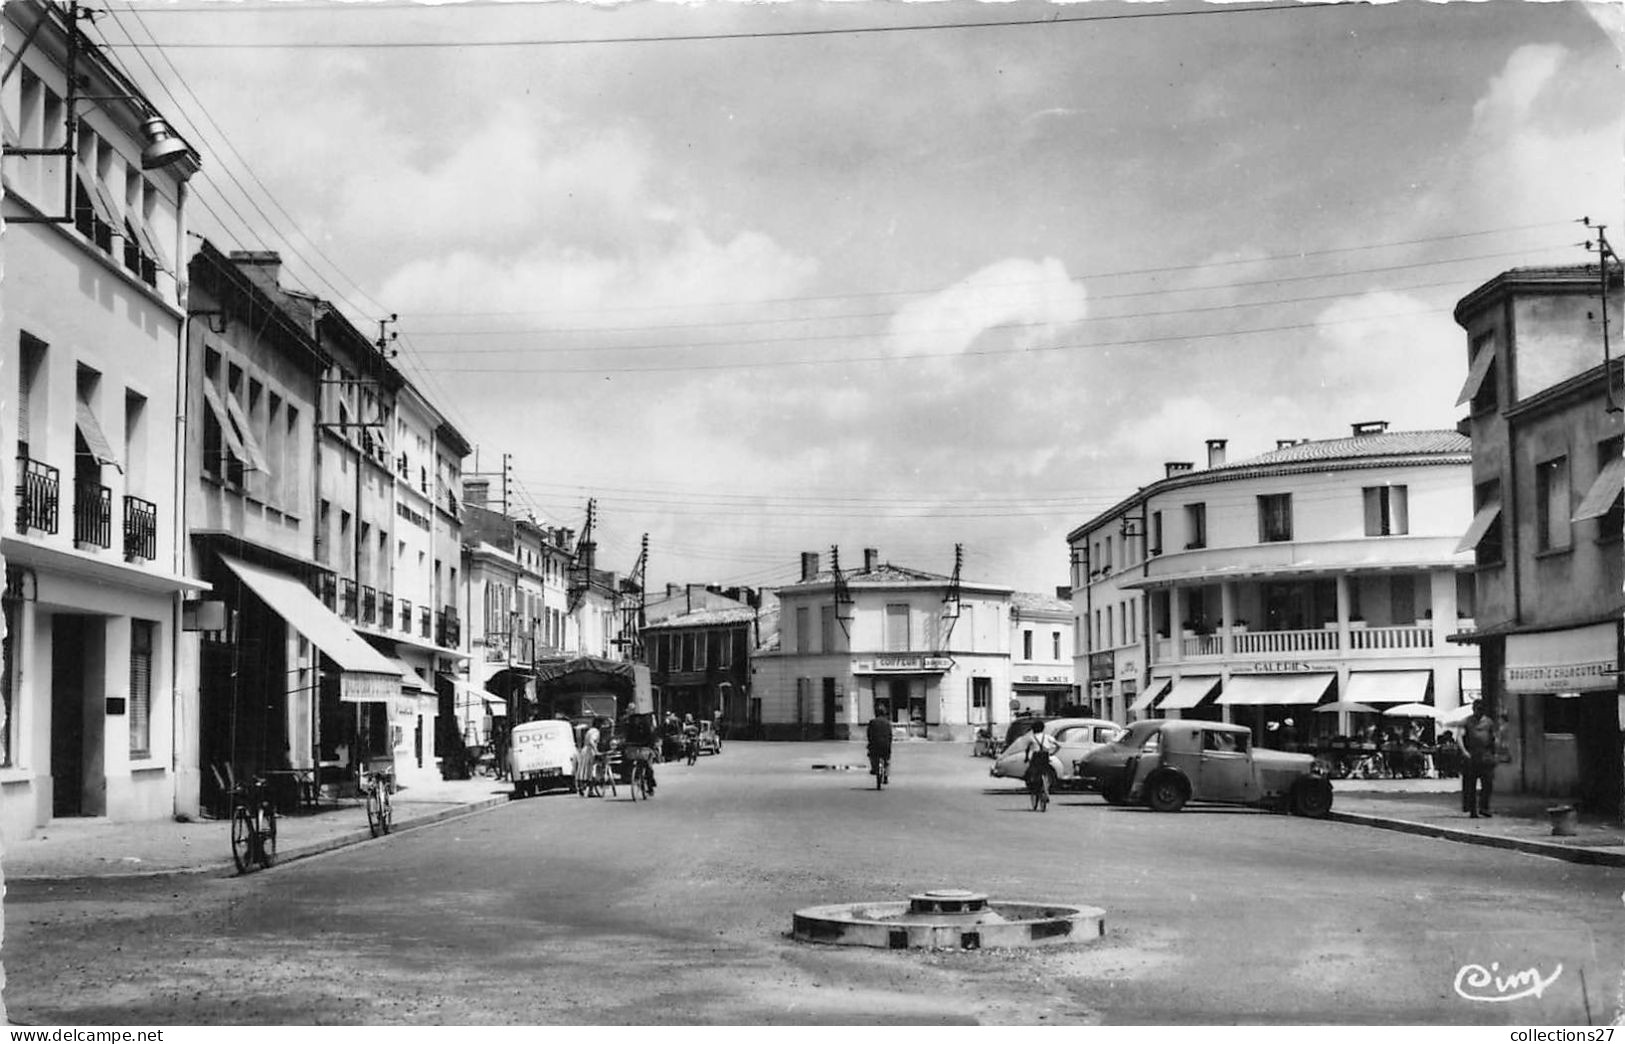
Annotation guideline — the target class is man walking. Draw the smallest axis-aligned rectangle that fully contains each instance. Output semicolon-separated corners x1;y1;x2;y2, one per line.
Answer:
1459;699;1500;818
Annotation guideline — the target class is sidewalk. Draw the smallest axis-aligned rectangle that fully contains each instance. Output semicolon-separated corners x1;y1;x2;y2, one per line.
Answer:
0;776;513;881
1330;776;1625;866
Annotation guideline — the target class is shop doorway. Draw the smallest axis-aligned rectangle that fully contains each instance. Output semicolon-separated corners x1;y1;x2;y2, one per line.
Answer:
889;679;910;723
50;614;104;818
821;678;837;739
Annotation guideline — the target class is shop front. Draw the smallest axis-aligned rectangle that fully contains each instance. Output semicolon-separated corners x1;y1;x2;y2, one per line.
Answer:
1215;672;1335;749
1503;622;1623;813
852;654;953;738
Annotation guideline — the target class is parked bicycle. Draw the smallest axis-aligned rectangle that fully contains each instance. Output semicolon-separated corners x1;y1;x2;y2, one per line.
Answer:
229;775;278;873
361;766;394;838
579;751;619;799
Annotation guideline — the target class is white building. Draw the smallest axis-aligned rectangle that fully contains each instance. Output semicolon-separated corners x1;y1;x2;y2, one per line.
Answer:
1008;590;1078;717
753;549;1014;742
1067;424;1479;743
2;0;202;837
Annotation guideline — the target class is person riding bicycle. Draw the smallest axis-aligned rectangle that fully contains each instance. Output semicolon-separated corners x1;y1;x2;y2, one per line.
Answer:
623;712;660;793
1007;720;1060;795
682;713;700;760
866;714;893;780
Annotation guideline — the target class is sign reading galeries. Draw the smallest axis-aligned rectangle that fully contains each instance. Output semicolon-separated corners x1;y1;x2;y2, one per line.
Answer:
1503;623;1620;694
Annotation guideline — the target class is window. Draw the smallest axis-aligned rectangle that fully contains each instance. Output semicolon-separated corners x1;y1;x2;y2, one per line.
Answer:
971;677;990;710
1456;571;1476;620
129;619;154;758
17;332;46;459
1;592;17;767
1203;730;1247;754
1023;629;1033;659
1467;334;1499;415
820;605;835;653
1185;503;1207;549
1258;493;1293;543
1104;536;1113;573
1472;480;1504;566
1536;457;1571;552
1601;438;1624;542
1150;511;1163;555
1106;606;1114;647
1052;631;1061;660
796;606;811;653
885;603;910;652
1363;485;1409;536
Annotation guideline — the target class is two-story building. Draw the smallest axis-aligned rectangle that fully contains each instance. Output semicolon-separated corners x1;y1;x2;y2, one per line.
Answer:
753;548;1013;742
1067;426;1479;746
642;584;759;729
2;0;204;836
1451;262;1625;817
1009;590;1078;717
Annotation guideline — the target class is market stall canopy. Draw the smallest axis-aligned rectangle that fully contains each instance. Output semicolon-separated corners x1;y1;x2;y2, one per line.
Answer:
1344;670;1432;706
1214;673;1334;706
220;555;400;704
1157;676;1221;711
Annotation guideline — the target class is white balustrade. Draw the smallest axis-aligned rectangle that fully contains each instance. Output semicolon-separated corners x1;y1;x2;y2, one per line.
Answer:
1233;628;1340;655
1348;624;1434;651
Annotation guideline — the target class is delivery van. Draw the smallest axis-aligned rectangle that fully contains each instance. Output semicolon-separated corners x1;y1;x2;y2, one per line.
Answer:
509;719;577;797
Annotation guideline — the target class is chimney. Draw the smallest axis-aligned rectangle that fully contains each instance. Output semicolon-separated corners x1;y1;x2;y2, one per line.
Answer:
1165;461;1195;478
1276;439;1297;451
863;548;880;572
229;250;283;295
1055;585;1071;601
1206;439;1228;469
463;477;490;509
800;551;820;582
1351;420;1389;437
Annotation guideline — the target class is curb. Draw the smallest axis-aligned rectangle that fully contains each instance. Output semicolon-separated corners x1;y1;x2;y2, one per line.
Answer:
1329;809;1625;867
8;795;511;883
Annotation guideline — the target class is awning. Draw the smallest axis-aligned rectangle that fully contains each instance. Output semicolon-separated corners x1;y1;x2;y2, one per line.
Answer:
1128;678;1171;714
1455;343;1495;406
1504;623;1619;694
1345;670;1432;705
389;655;434;695
75;399;121;470
220;554;401;703
1215;673;1334;706
1158;675;1221;711
1454;499;1502;554
441;674;508;714
1573;455;1625;522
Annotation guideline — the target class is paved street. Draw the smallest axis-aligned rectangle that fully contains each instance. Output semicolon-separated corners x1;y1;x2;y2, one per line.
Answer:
5;741;1620;1025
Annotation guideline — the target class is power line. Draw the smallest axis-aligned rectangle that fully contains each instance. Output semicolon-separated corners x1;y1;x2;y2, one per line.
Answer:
97;3;1345;49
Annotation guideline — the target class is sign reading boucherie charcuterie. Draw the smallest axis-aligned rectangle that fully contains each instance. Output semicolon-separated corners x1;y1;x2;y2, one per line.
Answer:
1503;624;1620;694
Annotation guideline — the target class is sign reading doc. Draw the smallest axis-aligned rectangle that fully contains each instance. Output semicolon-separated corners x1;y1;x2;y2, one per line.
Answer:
1504;624;1620;694
855;655;953;673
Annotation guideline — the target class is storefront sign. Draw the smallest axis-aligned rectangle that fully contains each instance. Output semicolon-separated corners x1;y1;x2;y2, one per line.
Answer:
1020;673;1072;685
1505;624;1620;694
1088;652;1114;682
855;655;953;673
1246;661;1337;674
1118;659;1140;679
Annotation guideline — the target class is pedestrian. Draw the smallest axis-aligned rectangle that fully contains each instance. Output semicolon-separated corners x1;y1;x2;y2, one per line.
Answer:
1458;700;1500;818
1278;717;1299;753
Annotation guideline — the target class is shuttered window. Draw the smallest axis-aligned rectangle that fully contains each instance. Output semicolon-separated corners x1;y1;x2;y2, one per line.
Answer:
885;604;910;652
130;619;154;759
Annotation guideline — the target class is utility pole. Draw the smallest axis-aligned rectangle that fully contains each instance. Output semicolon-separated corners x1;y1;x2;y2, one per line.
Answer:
1583;218;1620;412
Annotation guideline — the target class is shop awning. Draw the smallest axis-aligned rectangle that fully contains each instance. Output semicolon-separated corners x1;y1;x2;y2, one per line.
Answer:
441;675;508;714
1573;455;1625;522
1345;670;1432;705
1215;673;1334;706
1128;678;1171;714
1454;499;1502;554
389;655;434;695
1455;343;1496;406
220;555;401;703
1504;623;1619;694
1158;675;1221;711
75;399;121;469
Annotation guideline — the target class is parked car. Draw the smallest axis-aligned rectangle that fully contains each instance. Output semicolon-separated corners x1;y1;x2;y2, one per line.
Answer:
1080;719;1333;817
990;717;1122;790
695;720;722;756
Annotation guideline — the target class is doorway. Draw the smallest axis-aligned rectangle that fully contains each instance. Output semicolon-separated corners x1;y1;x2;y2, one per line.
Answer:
50;614;104;817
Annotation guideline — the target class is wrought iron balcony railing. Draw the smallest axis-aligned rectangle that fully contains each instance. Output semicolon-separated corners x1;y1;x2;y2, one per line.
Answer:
73;480;112;549
16;455;60;535
122;495;158;560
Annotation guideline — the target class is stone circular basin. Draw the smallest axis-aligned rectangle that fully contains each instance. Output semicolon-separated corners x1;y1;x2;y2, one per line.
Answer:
792;888;1106;950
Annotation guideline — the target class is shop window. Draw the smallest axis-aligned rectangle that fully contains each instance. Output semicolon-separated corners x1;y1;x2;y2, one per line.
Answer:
1258;493;1293;543
1363;485;1409;536
1536;456;1571;552
1543;695;1581;734
129;619;153;759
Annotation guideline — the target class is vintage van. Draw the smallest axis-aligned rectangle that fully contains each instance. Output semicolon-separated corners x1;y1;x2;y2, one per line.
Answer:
509;719;578;797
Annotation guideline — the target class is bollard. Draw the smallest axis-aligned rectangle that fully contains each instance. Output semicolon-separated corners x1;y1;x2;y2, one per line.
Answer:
1547;805;1579;837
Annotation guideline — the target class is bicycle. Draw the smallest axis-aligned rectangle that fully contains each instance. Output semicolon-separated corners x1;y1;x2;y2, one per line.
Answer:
229;776;278;873
627;751;655;801
361;767;394;838
683;732;699;766
1028;767;1051;812
869;749;889;790
582;752;618;798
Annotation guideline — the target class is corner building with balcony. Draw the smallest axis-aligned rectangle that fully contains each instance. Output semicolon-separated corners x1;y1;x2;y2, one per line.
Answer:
1067;426;1479;744
1450;263;1625;818
2;0;203;837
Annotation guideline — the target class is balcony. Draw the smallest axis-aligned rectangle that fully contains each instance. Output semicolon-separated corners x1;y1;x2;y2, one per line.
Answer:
73;480;111;549
1347;624;1434;651
122;495;158;561
399;599;413;633
419;605;431;639
16;456;60;534
1232;628;1340;656
361;585;378;625
484;630;510;663
437;607;461;648
315;571;338;611
339;578;358;621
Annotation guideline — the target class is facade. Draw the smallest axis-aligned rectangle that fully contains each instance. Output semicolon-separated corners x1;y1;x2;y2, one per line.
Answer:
1067;426;1479;747
1451;263;1625;817
753;549;1013;742
1009;590;1077;716
2;0;202;837
642;584;760;729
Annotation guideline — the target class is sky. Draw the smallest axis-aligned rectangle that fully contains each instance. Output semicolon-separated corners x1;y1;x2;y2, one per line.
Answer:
87;0;1625;596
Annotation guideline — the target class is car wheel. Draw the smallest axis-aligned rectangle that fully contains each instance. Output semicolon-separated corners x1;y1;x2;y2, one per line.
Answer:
1101;779;1129;806
1291;778;1334;818
1145;772;1188;813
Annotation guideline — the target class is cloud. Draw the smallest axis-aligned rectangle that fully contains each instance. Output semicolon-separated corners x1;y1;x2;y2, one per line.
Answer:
886;257;1088;362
